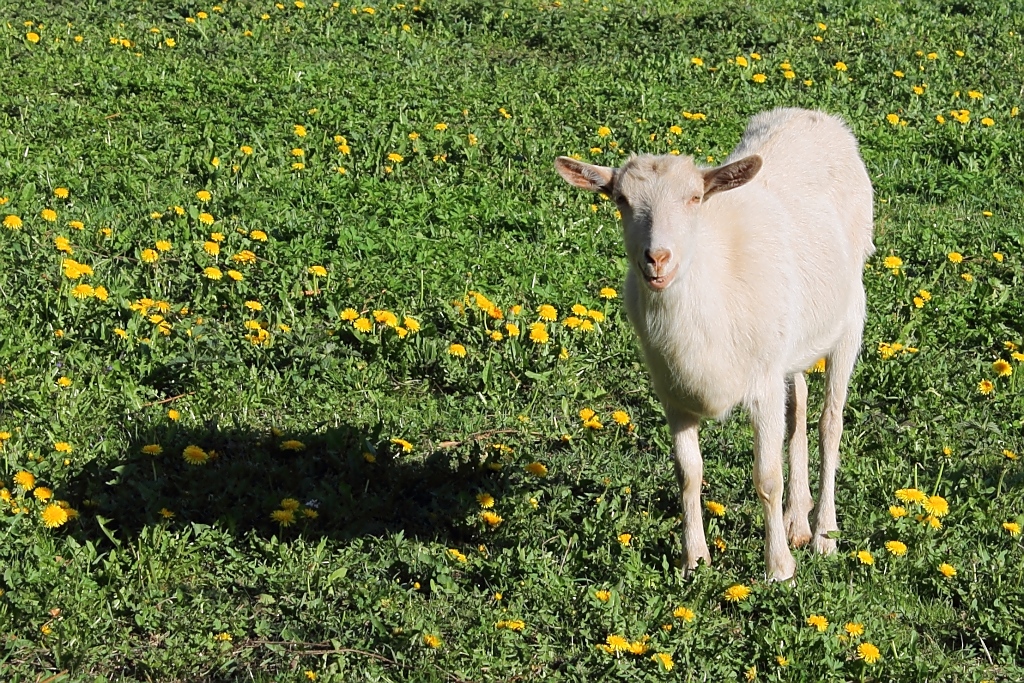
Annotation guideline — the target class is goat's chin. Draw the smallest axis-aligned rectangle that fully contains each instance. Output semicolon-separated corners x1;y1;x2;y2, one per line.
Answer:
641;266;678;292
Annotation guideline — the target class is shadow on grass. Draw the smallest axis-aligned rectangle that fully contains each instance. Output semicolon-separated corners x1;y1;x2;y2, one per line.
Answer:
63;421;504;548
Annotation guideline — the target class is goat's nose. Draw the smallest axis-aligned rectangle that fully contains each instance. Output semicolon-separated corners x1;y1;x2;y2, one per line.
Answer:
644;248;672;271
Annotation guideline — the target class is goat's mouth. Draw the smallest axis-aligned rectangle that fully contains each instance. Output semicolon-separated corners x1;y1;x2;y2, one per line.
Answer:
640;264;678;292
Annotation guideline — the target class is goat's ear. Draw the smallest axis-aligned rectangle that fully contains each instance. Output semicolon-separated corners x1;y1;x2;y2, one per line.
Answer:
702;155;762;199
554;156;615;193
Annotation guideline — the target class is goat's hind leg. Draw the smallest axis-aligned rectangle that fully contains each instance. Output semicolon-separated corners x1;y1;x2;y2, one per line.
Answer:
812;328;861;555
783;371;813;548
751;377;797;582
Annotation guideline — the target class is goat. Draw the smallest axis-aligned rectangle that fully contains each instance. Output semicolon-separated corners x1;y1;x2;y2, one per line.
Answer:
554;108;874;581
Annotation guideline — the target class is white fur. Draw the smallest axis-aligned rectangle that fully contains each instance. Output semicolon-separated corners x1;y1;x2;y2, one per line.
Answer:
555;108;874;581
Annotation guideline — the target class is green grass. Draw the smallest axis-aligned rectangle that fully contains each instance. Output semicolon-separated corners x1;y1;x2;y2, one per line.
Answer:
1;0;1023;680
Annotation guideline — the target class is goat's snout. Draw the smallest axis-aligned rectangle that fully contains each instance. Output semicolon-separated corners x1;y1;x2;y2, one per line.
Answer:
641;248;676;291
644;248;672;272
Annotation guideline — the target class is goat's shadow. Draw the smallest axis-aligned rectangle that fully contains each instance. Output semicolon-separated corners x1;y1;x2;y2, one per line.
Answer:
65;421;503;546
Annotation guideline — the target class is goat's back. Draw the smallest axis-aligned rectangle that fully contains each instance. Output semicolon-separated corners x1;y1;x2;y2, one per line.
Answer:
727;108;875;261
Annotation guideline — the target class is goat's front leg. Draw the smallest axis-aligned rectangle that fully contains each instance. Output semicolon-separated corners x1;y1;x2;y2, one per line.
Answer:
750;379;797;581
667;409;710;574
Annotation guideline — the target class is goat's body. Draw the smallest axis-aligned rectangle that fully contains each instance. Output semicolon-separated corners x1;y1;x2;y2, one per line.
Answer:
625;108;872;421
554;107;873;581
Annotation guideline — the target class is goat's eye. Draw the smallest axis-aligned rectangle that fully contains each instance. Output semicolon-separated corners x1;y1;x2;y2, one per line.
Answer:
688;194;702;205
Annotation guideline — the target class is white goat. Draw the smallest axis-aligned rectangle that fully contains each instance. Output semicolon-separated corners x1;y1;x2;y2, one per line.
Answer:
554;108;873;581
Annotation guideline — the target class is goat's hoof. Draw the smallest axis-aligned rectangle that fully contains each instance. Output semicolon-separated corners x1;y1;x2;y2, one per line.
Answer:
784;511;813;548
766;558;797;583
812;534;837;555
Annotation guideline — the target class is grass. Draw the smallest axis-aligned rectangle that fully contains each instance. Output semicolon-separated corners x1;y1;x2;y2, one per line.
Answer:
1;0;1023;680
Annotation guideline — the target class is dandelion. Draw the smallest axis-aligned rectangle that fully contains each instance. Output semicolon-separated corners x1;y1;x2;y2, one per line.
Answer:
72;284;95;299
480;511;503;527
227;269;243;281
280;498;300;510
391;438;413;453
723;584;751;602
204;267;223;280
477;493;494;508
617;533;632;546
923;495;949;517
183;445;208;465
834;61;847;71
705;501;726;517
525;461;548;477
845;622;864;636
735;56;748;67
895;488;926;504
41;504;70;528
1003;522;1021;536
159;508;175;519
423;634;441;648
651;652;674;671
538;304;557;321
196;190;212;202
979;379;994;394
447;548;467;562
14;471;36;490
3;215;23;229
993;359;1012;377
752;73;766;83
271;509;295;526
885;540;907;556
199;212;214;225
308;265;327;277
595;589;611;602
611;410;630;425
529;323;549;344
856;550;874;565
938;562;956;578
142;444;163;455
448;343;467;357
280;440;305;451
353;318;372;332
505;323;520;337
886;113;900;125
883;255;902;273
673;606;695;621
597;126;611;137
600;287;617;298
241;145;253;155
807;614;829;632
857;642;881;664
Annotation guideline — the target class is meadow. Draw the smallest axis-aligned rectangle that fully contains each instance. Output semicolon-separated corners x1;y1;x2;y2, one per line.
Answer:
1;0;1023;680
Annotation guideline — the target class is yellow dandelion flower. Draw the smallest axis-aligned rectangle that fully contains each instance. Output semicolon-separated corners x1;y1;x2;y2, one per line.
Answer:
271;509;295;526
673;606;695;621
183;445;208;465
752;73;766;83
199;212;215;225
308;265;327;277
723;584;751;602
1002;522;1021;537
885;540;907;556
807;614;829;632
993;359;1012;377
979;379;994;394
651;652;674;671
448;343;467;357
834;61;847;71
142;444;163;455
938;563;956;578
480;511;503;527
41;504;69;528
353;318;372;332
4;214;23;229
196;190;212;202
889;505;907;518
391;438;413;453
423;633;441;648
895;488;926;504
477;493;494;508
705;500;726;517
14;471;36;490
280;440;305;451
529;323;549;344
857;642;881;664
204;267;223;280
525;461;548;477
227;269;243;281
599;287;617;298
71;284;95;299
735;55;748;67
856;550;874;565
505;322;520;337
611;410;630;425
886;113;901;125
923;495;949;517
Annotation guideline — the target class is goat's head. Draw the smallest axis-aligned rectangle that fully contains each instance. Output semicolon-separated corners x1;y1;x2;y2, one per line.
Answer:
554;153;762;292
